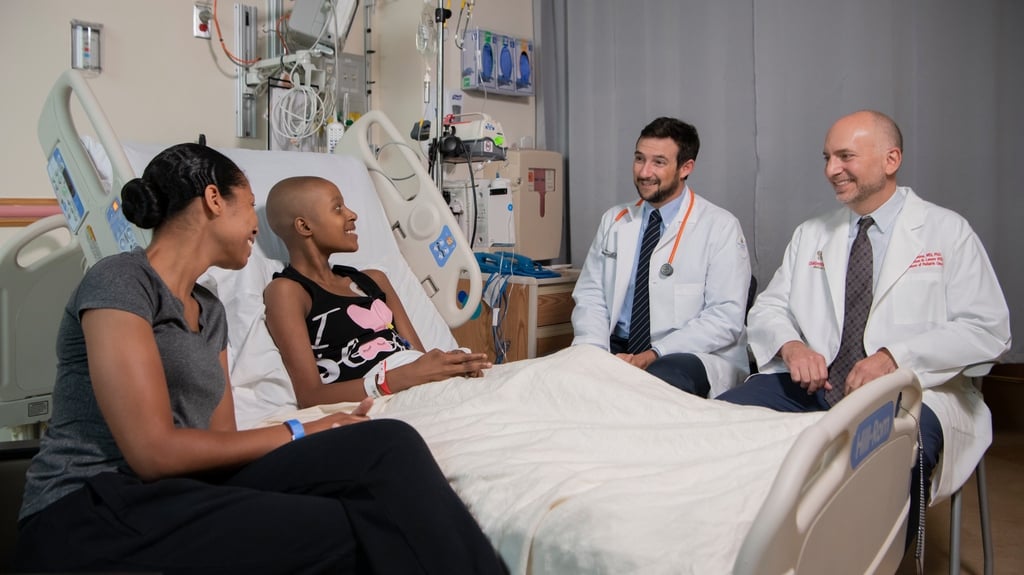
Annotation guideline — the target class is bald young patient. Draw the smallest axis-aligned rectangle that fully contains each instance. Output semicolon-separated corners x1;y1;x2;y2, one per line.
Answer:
264;176;491;407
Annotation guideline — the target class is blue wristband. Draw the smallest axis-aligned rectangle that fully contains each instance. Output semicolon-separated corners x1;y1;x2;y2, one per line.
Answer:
283;419;305;441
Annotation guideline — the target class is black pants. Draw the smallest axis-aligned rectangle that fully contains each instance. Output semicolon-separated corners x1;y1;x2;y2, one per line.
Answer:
610;336;711;397
15;419;505;575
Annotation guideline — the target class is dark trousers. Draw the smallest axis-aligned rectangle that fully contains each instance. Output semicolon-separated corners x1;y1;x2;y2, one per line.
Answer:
718;372;942;548
610;336;711;397
15;419;505;575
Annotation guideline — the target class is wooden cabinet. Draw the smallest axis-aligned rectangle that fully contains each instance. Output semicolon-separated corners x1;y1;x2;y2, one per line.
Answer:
452;269;580;363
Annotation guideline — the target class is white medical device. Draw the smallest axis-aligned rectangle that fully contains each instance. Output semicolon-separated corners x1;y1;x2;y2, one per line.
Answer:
486;178;514;247
442;178;505;250
442;113;507;163
288;0;358;51
246;49;332;94
478;149;563;260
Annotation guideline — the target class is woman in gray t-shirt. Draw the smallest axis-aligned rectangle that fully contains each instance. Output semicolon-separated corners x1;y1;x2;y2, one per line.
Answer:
15;143;505;575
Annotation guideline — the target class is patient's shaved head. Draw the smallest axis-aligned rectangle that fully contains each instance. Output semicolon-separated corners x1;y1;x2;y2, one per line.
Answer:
266;176;332;243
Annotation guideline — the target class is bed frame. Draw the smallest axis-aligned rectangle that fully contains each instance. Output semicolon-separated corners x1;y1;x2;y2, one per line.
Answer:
0;215;83;428
735;368;921;574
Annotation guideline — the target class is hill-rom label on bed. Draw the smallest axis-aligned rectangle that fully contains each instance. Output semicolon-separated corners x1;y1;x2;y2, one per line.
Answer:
850;401;894;469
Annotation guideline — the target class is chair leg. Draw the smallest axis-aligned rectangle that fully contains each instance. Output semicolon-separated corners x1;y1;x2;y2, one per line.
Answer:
950;488;963;575
976;460;993;575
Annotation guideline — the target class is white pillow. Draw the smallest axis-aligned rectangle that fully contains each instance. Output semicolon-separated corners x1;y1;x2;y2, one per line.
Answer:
91;140;459;427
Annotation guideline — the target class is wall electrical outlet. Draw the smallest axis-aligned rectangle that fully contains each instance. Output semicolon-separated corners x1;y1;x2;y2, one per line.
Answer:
193;3;212;39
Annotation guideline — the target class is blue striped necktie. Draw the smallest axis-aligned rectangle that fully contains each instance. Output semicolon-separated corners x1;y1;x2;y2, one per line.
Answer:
627;209;662;354
825;216;874;406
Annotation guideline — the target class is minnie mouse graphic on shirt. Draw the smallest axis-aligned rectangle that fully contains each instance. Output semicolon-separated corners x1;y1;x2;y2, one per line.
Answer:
311;298;411;384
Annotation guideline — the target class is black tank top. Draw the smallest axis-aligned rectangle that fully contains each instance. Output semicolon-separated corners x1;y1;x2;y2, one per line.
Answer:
273;265;411;383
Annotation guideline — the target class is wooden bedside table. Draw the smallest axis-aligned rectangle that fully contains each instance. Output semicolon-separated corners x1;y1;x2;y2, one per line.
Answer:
452;268;580;363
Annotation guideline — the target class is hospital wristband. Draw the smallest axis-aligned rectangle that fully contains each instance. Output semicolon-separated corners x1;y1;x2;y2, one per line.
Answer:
283;419;305;441
377;360;393;396
363;363;384;399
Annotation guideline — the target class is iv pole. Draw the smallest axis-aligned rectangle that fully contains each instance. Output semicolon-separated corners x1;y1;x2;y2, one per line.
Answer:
433;1;449;192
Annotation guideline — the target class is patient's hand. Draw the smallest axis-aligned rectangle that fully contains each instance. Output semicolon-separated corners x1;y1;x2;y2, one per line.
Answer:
780;340;830;394
389;349;493;391
451;348;488;377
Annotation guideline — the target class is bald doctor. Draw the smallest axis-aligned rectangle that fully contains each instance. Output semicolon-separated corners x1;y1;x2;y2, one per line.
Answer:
719;110;1011;545
571;117;751;398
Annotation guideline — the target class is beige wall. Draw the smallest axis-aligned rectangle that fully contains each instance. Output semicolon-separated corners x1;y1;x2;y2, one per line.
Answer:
0;0;534;245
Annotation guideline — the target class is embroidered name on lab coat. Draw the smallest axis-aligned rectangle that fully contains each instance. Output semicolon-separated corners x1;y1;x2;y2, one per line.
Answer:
808;250;824;269
909;251;944;269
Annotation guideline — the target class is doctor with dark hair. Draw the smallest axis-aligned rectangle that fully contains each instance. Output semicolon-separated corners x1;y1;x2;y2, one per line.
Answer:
572;117;751;398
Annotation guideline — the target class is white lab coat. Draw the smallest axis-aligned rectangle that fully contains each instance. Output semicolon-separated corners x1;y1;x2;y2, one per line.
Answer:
749;187;1011;500
572;188;751;397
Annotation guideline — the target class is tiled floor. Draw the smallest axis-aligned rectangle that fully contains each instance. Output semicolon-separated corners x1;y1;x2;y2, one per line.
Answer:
896;429;1024;574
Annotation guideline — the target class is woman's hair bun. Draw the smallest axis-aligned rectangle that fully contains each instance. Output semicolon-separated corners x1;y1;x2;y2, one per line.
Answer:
121;177;166;229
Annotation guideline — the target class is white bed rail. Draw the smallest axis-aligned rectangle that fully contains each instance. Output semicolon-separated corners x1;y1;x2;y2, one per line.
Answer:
734;368;923;575
37;69;148;265
0;215;84;426
335;111;482;328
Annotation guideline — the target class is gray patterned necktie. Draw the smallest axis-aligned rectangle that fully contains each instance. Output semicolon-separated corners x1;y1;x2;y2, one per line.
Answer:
825;216;875;406
627;209;662;354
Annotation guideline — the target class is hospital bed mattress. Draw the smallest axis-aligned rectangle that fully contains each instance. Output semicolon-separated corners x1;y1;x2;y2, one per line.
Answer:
260;346;919;574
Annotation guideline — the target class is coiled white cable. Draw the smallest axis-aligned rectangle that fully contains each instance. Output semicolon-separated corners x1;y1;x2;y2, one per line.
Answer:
272;84;326;142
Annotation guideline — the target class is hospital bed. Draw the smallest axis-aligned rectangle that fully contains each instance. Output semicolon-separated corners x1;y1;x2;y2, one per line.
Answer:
0;69;924;573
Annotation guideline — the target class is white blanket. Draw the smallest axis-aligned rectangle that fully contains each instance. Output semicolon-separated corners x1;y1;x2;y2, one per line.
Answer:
264;345;823;574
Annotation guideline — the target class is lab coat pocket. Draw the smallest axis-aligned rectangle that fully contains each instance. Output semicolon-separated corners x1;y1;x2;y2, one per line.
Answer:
892;272;945;326
673;283;704;325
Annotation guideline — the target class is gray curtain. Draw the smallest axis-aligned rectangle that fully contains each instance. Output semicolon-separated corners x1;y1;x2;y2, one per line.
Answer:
539;0;1023;362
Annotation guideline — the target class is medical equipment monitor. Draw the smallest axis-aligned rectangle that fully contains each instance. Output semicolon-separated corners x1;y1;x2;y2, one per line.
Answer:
289;0;358;51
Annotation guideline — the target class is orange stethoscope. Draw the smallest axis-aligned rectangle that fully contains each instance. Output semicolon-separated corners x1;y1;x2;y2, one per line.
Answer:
600;188;695;277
